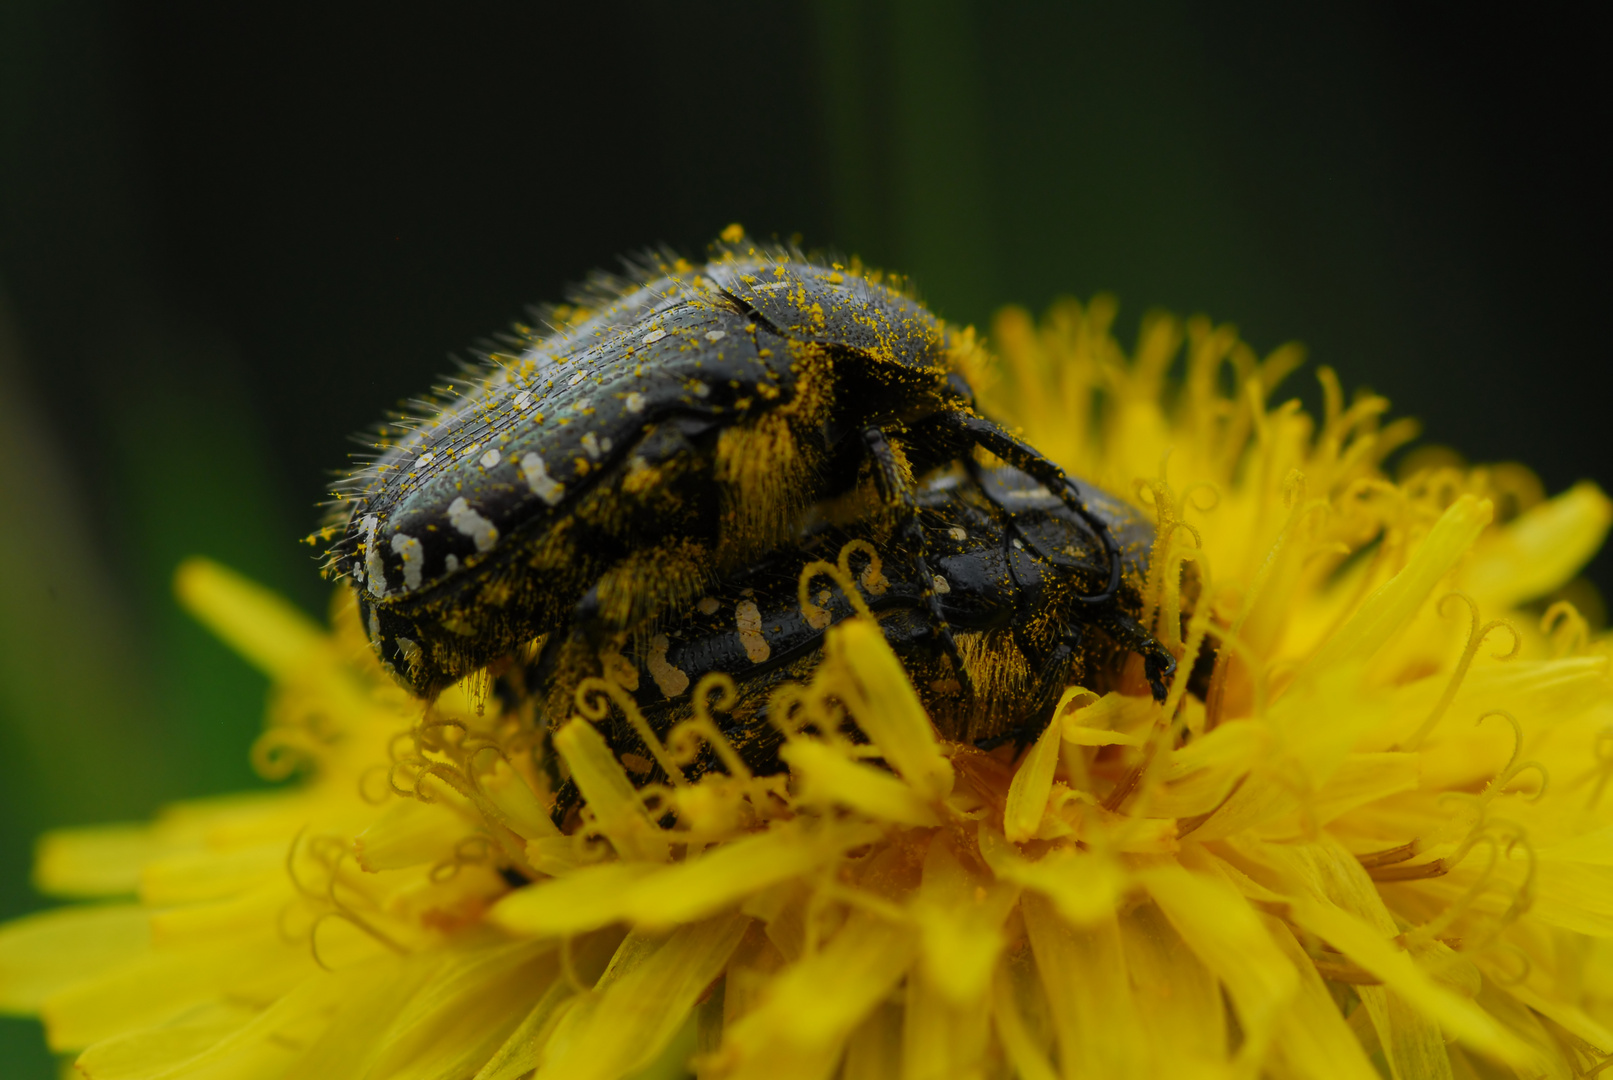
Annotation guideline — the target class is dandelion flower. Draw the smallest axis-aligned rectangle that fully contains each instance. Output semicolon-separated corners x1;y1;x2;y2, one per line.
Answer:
3;296;1612;1079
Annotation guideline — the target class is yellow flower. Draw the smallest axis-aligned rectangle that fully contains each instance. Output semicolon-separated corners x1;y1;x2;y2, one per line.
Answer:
4;296;1613;1079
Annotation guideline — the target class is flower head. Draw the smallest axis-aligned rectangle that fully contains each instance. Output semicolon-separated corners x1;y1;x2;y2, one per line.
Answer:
3;296;1611;1079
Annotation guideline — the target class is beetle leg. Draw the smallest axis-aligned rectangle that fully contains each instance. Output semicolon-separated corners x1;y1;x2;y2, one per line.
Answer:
863;425;976;696
1101;610;1177;703
941;412;1123;605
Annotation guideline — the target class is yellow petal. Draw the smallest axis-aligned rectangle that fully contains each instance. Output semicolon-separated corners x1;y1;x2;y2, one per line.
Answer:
901;964;993;1079
1286;896;1530;1066
1254;752;1419;839
1021;893;1151;1078
354;797;476;872
822;620;954;801
493;821;880;937
0;904;148;1014
1260;911;1382;1080
32;825;161;898
541;917;749;1080
481;757;562;841
1465;481;1613;608
552;718;669;864
139;842;285;906
1137;853;1298;1064
285;954;448;1079
1355;985;1457;1080
1118;901;1230;1076
978;823;1125;927
473;929;624;1080
72;1001;263;1080
910;832;1017;1006
780;740;939;827
81;958;400;1080
1004;710;1063;842
1303;494;1492;678
173;557;329;682
150;883;295;946
716;911;919;1080
990;955;1059;1080
362;940;559;1080
40;926;313;1052
841;1001;903;1080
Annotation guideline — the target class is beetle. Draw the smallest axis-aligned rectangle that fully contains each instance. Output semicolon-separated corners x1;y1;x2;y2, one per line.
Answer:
327;230;1129;698
527;464;1194;823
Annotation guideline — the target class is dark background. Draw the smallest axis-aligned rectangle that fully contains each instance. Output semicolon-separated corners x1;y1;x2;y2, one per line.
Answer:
1;3;1607;1072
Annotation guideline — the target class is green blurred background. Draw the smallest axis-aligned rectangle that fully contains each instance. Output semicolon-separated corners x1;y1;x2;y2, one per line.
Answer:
1;2;1607;1073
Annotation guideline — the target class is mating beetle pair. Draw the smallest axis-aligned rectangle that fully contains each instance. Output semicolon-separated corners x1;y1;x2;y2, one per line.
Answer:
328;232;1181;788
528;464;1180;820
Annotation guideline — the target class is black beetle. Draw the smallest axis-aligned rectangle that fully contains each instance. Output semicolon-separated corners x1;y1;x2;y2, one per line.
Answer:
529;464;1191;822
328;231;1128;697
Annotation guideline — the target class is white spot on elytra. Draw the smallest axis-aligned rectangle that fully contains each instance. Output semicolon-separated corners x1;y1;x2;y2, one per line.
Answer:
753;281;789;292
736;600;770;663
690;380;710;398
581;432;601;459
520;452;565;506
697;596;720;616
479;448;501;469
705;329;726;342
568;371;586;387
1012;538;1024;551
512;390;532;410
625;392;646;414
415;452;435;469
447;497;499;553
949;527;968;542
647;633;689;698
391;532;424;590
444;553;460;574
932;574;951;595
362;515;386;598
641;328;667;345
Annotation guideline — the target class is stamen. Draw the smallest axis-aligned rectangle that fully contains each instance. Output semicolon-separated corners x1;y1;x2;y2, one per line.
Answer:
1160;547;1213;722
1401;593;1520;750
837;539;889;597
797;556;874;627
1542;600;1590;657
1475;710;1549;804
358;763;394;805
1202;476;1325;729
574;677;688;787
429;835;497;883
250;729;317;780
1355;840;1419;869
666;672;753;781
1483;941;1532;987
1586;727;1613;810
